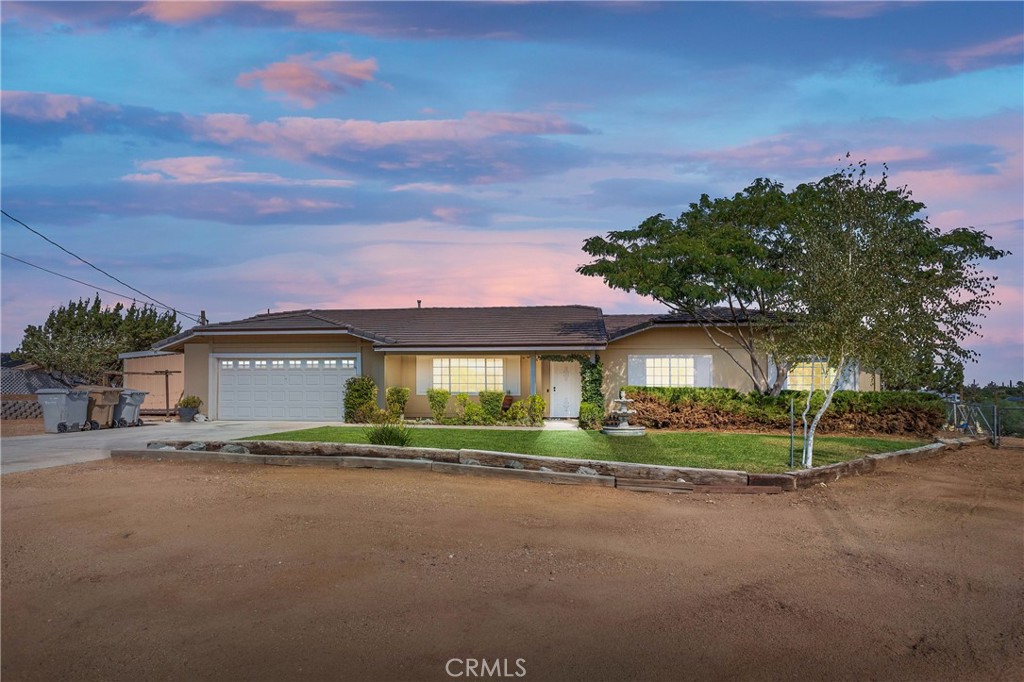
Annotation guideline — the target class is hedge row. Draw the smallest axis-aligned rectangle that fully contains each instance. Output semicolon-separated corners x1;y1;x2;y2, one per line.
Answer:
626;386;946;436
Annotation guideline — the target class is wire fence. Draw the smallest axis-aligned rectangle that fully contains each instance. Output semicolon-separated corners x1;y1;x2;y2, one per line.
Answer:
944;400;1024;447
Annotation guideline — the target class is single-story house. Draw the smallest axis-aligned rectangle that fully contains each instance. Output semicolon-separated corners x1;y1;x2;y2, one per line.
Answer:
152;305;878;422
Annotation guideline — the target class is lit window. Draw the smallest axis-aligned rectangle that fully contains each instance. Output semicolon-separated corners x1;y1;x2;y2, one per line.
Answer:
786;362;836;391
432;358;503;393
645;357;695;387
271;360;284;369
324;360;337;368
255;360;267;369
340;358;356;369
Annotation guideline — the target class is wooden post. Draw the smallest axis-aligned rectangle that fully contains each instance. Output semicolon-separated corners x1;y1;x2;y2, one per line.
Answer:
164;370;171;418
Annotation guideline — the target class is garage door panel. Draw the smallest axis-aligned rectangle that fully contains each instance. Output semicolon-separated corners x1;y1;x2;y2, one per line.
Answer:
219;357;356;422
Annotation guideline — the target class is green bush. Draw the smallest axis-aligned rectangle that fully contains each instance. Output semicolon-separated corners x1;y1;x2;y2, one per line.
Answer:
478;391;505;422
426;388;451;422
344;376;377;422
365;421;412;446
385;386;411;417
452;393;491;425
578;402;604;430
504;400;529;424
526;395;546;426
177;395;203;409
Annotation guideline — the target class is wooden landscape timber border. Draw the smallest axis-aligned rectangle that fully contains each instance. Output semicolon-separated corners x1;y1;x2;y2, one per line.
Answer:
110;436;985;494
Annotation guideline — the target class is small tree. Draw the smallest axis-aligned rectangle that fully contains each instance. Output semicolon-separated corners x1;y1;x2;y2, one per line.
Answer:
579;180;795;394
16;295;180;385
782;161;1007;466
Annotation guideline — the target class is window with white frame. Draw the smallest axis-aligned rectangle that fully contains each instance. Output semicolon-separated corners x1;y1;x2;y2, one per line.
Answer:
340;358;356;370
289;360;302;368
271;360;284;369
221;360;233;369
432;358;503;393
255;360;267;369
786;361;836;391
644;356;695;387
306;360;321;369
324;360;337;368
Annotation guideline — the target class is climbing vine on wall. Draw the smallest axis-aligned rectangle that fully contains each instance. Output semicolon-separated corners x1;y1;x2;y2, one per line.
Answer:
540;354;603;405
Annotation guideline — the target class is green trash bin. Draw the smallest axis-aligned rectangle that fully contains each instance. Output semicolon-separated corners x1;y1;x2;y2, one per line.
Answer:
36;389;90;433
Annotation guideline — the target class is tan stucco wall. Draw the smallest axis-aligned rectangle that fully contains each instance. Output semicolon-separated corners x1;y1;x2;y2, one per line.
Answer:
603;327;879;409
602;327;766;408
383;353;543;419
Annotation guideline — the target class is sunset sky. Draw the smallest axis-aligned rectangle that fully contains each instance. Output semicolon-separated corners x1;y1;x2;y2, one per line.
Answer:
2;1;1021;385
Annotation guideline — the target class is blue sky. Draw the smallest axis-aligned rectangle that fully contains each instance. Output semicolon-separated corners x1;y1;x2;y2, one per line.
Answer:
2;1;1022;385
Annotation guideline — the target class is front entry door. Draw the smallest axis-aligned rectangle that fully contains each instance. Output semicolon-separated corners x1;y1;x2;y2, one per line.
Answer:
549;361;582;418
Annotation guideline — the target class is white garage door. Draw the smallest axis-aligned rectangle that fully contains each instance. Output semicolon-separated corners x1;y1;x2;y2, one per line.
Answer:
217;356;359;421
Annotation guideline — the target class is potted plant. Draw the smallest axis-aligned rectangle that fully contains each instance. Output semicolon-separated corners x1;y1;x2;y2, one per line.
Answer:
177;395;203;422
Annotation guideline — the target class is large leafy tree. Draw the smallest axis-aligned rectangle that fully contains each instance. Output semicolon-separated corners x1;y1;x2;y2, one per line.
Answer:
15;295;181;386
579;178;795;394
781;161;1006;466
579;160;1006;466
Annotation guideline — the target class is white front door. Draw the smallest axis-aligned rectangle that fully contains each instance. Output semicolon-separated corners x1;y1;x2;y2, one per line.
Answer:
549;361;582;418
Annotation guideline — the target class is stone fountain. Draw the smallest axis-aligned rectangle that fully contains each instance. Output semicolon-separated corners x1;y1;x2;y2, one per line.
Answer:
601;389;646;437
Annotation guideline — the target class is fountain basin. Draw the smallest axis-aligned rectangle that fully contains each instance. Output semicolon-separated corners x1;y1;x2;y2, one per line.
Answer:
601;424;647;437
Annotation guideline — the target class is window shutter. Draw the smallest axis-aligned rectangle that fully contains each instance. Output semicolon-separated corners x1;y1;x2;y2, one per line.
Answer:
695;355;713;387
627;355;646;386
838;362;859;390
504;356;521;394
415;356;432;395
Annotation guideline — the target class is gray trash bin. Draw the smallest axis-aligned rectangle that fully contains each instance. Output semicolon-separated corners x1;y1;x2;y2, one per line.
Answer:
36;389;90;433
113;389;148;427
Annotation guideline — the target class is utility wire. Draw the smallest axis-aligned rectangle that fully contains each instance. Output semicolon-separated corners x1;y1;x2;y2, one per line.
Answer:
1;209;199;322
1;252;201;321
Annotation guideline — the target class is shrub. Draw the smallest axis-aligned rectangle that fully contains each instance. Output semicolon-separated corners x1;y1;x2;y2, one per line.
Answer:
503;400;529;424
177;395;203;409
385;386;411;417
578;402;604;430
365;417;412;446
478;391;505;422
452;393;491;425
426;388;451;422
526;394;546;426
625;386;945;435
344;376;378;422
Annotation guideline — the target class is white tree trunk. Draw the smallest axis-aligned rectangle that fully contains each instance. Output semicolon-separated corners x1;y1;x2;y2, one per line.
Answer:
802;355;851;468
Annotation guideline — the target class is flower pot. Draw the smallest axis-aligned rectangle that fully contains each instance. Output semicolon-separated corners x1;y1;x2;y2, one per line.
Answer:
178;407;199;422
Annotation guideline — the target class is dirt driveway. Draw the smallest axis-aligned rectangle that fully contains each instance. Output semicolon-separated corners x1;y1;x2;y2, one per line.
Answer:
2;443;1021;681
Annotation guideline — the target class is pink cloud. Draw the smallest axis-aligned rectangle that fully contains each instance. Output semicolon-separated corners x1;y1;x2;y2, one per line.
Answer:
237;53;378;108
192;110;588;153
0;90;111;122
121;156;354;187
253;197;348;215
391;182;457;193
812;2;906;20
939;34;1024;74
132;1;232;24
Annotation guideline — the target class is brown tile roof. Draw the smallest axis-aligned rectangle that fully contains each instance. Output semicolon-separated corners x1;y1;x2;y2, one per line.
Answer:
170;305;607;350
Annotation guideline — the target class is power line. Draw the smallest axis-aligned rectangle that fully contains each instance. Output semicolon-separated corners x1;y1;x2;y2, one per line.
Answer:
1;209;199;322
1;252;201;321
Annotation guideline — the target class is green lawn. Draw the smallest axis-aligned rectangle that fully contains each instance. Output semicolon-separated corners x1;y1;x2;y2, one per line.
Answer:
241;426;928;473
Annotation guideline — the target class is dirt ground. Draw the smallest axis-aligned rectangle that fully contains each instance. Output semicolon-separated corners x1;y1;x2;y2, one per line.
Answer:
2;443;1021;681
0;419;45;437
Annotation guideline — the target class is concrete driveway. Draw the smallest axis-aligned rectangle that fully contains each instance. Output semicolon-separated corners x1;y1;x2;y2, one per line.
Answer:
0;420;339;475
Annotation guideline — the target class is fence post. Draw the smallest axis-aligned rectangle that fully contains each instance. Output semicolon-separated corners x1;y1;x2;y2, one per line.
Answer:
993;404;999;447
789;396;795;469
